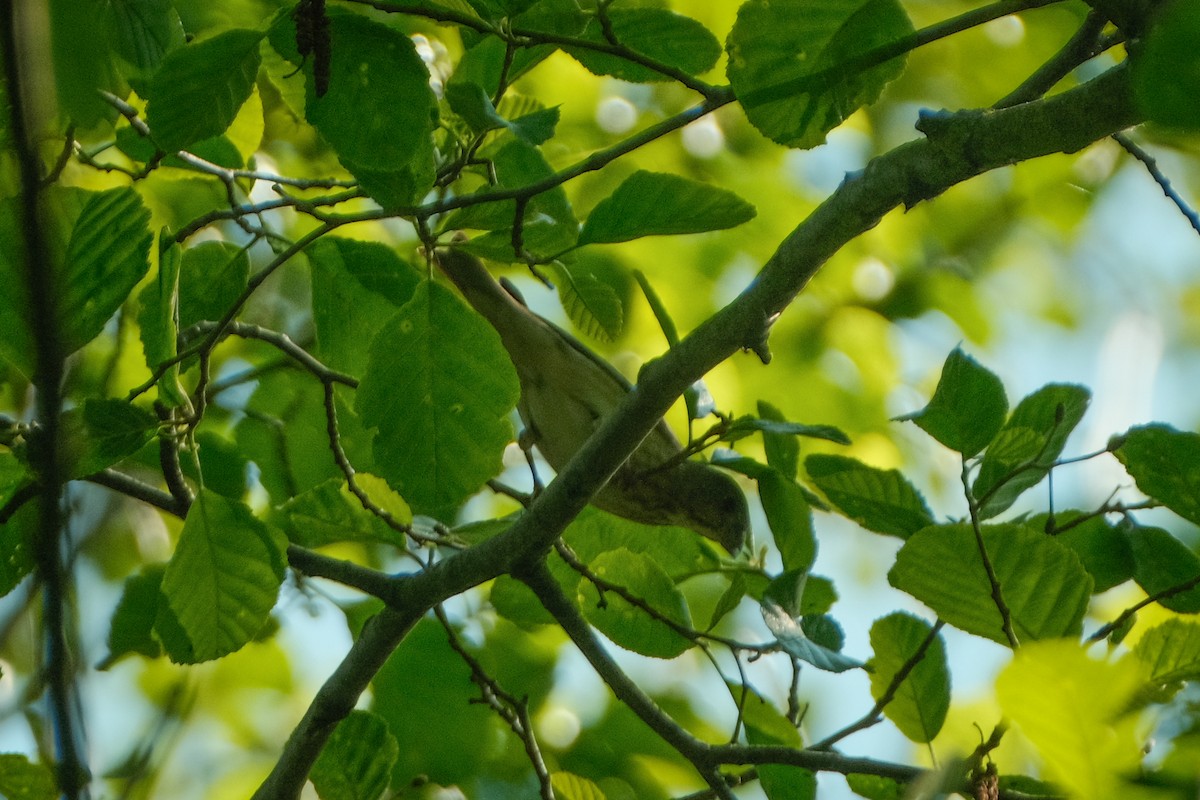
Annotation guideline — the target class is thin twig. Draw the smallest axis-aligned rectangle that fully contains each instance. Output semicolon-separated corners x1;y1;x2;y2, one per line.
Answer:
1114;131;1200;237
994;10;1110;108
962;462;1019;648
435;607;554;800
812;620;946;750
1087;570;1200;642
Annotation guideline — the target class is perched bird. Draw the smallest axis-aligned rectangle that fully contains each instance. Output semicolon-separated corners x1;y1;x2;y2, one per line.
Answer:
434;246;749;554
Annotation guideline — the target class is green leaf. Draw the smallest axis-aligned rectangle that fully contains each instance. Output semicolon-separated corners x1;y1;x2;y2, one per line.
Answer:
0;753;58;800
726;0;913;148
758;470;817;572
62;398;158;478
0;200;33;377
344;144;437;211
371;619;495;782
305;14;438;171
445;138;578;259
564;507;720;581
236;371;371;503
59;187;154;357
889;524;1092;646
730;414;852;448
806;454;933;539
159;490;287;663
0;501;35;598
145;28;264;153
740;686;817;800
579;170;756;245
761;596;862;672
177;241;250;330
550;772;608;800
1123;524;1200;613
490;573;556;628
578;548;694;659
563;8;721;83
867;612;949;743
1032;512;1133;593
311;710;399;800
183;430;248;500
137;232;188;406
996;640;1146;799
274;476;411;548
758;401;800;479
896;347;1007;458
1114;424;1200;526
1132;0;1200;130
309;237;420;376
1133;618;1200;686
49;0;123;126
973;384;1090;519
846;774;903;800
106;0;185;71
549;260;624;342
355;282;519;516
101;565;166;668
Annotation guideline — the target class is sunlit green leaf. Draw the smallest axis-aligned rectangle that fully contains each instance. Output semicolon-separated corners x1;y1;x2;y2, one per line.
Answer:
59;187;154;357
564;8;721;83
1134;618;1200;688
806;454;933;539
1124;524;1200;613
145;28;264;152
896;347;1006;458
579;170;755;245
889;524;1091;646
867;612;949;743
579;548;694;659
973;384;1090;519
727;0;913;148
1032;512;1133;593
274;476;410;548
1114;424;1200;526
550;772;607;800
758;401;800;479
107;0;185;71
758;469;816;572
177;241;250;330
61;398;158;478
0;753;57;800
550;259;623;342
137;232;187;407
996;640;1146;798
159;490;287;663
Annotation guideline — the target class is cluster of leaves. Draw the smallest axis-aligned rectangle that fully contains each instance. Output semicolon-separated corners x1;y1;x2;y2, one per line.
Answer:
2;0;1200;799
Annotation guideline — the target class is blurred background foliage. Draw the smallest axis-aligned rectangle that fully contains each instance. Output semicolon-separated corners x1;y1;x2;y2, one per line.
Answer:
3;0;1200;798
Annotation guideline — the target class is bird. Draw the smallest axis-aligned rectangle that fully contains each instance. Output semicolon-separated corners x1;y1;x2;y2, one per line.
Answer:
433;245;749;554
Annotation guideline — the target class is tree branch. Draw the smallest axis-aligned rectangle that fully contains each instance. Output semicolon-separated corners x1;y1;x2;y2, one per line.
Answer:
1;6;88;795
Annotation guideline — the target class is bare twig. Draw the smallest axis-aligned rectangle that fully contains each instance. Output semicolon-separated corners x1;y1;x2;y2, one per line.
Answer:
1114;131;1200;238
